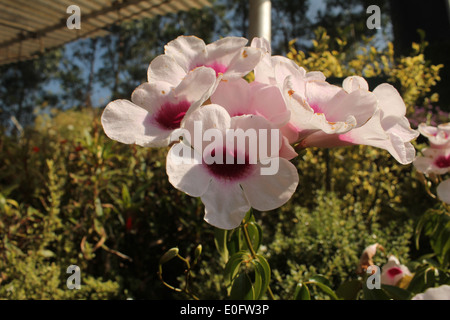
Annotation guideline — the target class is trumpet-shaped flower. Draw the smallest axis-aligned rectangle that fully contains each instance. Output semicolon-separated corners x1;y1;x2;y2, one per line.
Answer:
381;255;412;287
251;37;324;89
101;66;216;147
418;123;450;149
166;104;299;230
301;77;419;165
148;36;263;87
413;147;450;175
281;74;378;144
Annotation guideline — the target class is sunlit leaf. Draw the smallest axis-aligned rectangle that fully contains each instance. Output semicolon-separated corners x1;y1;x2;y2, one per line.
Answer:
294;283;311;300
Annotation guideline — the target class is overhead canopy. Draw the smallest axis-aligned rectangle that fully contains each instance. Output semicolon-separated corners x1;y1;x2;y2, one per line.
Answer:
0;0;212;66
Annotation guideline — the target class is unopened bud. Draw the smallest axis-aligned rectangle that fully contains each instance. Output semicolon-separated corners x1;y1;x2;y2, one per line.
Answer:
159;247;179;265
194;244;202;261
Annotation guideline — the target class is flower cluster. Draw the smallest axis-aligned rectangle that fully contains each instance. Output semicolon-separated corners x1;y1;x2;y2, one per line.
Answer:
101;36;418;230
414;123;450;204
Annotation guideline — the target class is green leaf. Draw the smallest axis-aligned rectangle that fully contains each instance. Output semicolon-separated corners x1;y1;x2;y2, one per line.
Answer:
308;276;339;300
381;285;413;300
230;273;255;300
309;275;333;288
214;228;229;263
244;222;262;253
362;283;390;300
294;283;311;300
253;255;271;299
407;264;430;294
415;210;433;249
227;228;243;256
253;265;263;300
224;251;249;287
244;210;255;223
336;280;362;300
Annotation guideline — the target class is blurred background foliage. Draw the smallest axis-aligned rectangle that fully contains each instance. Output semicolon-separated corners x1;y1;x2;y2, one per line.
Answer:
0;0;449;299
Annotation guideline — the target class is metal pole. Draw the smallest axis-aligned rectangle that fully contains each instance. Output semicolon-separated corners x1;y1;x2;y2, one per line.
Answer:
248;0;272;42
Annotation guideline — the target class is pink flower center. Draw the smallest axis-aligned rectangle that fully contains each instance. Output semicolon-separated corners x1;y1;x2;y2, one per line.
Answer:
387;267;403;278
205;147;253;181
309;103;324;115
202;62;228;77
153;100;191;130
435;155;450;169
432;131;449;138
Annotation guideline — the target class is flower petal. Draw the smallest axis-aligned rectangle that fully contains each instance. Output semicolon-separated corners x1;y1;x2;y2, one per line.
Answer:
279;136;298;160
343;76;369;93
249;81;291;126
240;158;299;211
211;78;251;117
373;83;406;118
437;179;450;204
251;37;275;85
147;54;187;87
131;82;173;113
202;180;250;230
273;56;307;89
164;35;207;72
230;114;282;161
101;99;170;147
173;66;217;122
183;104;231;152
412;285;450;300
306;81;378;126
166;143;212;197
225;46;263;79
206;37;249;65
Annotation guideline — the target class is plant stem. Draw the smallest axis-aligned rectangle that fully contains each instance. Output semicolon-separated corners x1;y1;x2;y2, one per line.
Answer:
242;216;276;300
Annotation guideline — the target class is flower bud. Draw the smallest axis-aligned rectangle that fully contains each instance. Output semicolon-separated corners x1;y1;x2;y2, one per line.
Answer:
159;247;179;265
194;244;202;261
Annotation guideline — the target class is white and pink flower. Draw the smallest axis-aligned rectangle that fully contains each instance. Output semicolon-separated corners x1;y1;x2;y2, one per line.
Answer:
418;123;450;149
301;77;419;165
101;66;216;147
381;255;412;286
413;147;450;175
166;105;299;230
148;36;263;87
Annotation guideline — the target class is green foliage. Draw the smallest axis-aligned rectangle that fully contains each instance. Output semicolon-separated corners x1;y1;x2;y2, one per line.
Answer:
263;190;414;300
0;108;210;299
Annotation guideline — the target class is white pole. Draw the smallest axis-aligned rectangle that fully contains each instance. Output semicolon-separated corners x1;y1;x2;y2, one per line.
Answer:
248;0;272;43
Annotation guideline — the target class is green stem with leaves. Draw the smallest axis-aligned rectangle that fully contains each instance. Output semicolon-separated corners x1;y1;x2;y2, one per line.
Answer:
241;211;276;300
